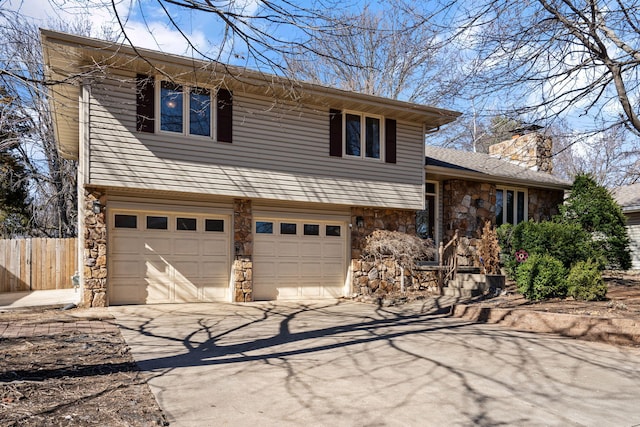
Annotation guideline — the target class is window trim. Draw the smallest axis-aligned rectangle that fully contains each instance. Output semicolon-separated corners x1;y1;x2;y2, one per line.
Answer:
155;79;226;141
496;186;528;226
342;110;384;161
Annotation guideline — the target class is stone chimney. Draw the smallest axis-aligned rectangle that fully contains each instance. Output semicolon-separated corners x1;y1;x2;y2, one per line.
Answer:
489;132;553;173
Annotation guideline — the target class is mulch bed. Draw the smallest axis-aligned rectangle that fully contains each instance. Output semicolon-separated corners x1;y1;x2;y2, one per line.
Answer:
467;272;640;320
0;309;167;427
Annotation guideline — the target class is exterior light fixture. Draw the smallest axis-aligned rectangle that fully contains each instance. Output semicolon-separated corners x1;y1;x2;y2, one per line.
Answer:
356;216;364;228
92;200;102;214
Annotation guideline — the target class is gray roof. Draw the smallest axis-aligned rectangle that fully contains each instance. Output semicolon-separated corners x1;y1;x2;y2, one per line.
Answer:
425;146;571;189
612;183;640;211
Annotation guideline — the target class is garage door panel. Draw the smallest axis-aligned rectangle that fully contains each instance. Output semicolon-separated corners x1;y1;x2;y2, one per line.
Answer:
172;261;200;278
145;239;171;255
111;283;145;304
301;261;321;276
146;275;172;302
300;285;322;297
277;241;301;257
254;218;346;301
112;236;141;254
254;241;276;256
110;209;231;305
300;242;322;257
174;239;200;256
277;261;300;277
111;259;142;278
322;241;344;257
203;239;229;256
276;285;302;298
173;282;199;302
202;286;228;300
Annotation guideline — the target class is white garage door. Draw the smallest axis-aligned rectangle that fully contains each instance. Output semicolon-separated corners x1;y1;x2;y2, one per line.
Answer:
253;218;347;300
109;209;231;304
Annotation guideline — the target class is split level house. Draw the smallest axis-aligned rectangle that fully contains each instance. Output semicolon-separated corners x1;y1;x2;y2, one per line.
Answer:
41;30;570;307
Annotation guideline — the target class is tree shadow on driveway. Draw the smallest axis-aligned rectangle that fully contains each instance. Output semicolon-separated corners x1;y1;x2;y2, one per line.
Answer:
110;298;640;426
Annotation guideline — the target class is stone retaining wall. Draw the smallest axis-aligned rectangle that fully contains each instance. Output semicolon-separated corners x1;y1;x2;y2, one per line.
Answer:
351;259;439;297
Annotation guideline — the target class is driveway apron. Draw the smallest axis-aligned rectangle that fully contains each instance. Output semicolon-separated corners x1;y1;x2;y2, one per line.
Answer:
110;299;640;427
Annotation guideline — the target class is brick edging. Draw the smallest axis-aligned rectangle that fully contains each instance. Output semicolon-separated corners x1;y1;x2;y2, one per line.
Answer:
450;303;640;346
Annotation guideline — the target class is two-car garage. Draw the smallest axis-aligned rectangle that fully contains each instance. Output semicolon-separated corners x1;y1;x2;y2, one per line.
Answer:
107;203;349;305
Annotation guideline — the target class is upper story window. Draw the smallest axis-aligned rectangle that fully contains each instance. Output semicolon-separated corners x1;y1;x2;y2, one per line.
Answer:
160;82;214;137
496;187;527;225
345;113;381;159
136;74;232;143
329;109;396;163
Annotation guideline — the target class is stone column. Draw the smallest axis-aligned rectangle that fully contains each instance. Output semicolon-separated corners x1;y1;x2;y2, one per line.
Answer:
83;189;107;307
233;199;253;302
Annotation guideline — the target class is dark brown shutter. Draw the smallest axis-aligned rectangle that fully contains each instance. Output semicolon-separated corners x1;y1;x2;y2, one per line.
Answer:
385;118;397;164
329;109;342;157
136;74;155;133
217;88;233;143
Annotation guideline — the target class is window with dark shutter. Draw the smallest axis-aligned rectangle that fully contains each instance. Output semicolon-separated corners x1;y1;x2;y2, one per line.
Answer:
385;118;396;164
329;109;342;157
217;88;233;143
136;74;155;133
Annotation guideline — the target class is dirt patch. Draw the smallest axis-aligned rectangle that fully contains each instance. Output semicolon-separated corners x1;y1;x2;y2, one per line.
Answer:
0;309;167;427
468;272;640;320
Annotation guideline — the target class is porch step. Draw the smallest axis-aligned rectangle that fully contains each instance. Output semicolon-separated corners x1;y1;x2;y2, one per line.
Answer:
443;273;488;297
442;287;482;298
448;273;488;291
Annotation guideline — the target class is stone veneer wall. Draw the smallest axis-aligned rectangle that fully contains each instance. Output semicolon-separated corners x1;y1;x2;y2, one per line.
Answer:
442;180;496;266
233;199;253;302
352;259;439;297
83;189;107;307
489;133;553;173
441;179;565;266
528;188;564;221
350;207;416;259
350;207;438;296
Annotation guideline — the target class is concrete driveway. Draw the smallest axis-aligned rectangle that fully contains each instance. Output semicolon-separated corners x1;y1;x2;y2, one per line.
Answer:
110;299;640;427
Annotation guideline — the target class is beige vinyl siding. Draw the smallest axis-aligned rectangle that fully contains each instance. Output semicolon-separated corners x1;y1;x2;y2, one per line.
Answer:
88;75;425;209
627;212;640;270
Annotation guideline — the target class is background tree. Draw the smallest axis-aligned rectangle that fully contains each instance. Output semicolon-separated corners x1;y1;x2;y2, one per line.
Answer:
0;20;82;237
558;173;632;270
283;5;461;105
0;86;30;237
430;0;640;184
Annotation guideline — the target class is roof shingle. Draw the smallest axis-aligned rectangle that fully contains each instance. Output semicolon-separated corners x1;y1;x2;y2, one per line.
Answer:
425;146;571;188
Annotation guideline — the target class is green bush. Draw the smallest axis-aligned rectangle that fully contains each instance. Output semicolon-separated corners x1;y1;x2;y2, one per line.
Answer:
559;173;631;270
516;253;568;301
503;220;603;278
567;260;608;301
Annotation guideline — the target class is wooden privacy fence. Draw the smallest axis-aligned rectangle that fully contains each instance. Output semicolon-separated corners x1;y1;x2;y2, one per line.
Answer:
0;238;78;293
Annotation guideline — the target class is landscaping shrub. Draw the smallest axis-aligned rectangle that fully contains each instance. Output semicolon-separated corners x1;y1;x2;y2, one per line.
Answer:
558;173;632;270
567;259;608;301
516;253;568;301
502;220;602;278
